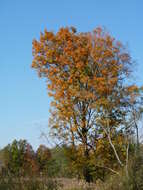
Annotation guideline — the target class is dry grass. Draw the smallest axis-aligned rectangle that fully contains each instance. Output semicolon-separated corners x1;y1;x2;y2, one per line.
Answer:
57;178;96;190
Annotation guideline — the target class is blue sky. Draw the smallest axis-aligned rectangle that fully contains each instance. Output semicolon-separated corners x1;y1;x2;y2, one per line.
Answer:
0;0;143;149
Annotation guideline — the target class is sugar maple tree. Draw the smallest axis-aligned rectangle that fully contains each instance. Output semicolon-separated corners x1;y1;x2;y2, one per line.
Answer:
32;26;140;181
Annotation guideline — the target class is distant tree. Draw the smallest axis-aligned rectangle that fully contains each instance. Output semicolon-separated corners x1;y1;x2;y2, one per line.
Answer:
36;145;51;173
50;145;71;177
2;139;38;176
22;142;39;176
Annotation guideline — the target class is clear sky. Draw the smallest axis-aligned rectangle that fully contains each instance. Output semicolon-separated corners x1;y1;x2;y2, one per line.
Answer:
0;0;143;150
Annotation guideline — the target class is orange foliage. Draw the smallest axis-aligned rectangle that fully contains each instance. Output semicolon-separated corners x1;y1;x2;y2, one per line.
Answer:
32;26;138;151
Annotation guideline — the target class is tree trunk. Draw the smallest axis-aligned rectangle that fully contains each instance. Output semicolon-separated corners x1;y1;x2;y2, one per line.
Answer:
135;123;139;149
83;165;92;183
83;149;93;183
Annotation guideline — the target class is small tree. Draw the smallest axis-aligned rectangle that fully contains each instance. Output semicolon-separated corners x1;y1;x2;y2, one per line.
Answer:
36;145;51;173
2;139;38;176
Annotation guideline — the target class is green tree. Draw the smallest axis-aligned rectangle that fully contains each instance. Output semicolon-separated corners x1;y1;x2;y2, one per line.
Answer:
2;139;38;176
36;145;51;173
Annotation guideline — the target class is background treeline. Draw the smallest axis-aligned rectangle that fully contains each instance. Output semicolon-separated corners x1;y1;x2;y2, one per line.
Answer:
0;138;136;179
0;140;71;178
0;138;143;189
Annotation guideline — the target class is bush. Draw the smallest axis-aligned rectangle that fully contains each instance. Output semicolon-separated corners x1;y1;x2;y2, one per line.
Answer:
95;150;143;190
